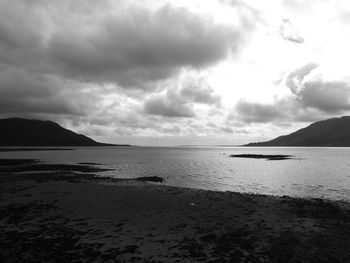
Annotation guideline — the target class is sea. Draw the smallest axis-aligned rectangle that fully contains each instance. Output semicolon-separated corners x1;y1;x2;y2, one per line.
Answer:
2;146;350;201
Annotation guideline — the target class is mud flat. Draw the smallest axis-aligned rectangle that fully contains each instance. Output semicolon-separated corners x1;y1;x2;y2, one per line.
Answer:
0;160;349;262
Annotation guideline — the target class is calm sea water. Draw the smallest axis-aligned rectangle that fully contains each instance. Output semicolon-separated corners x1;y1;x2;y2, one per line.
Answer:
2;147;350;201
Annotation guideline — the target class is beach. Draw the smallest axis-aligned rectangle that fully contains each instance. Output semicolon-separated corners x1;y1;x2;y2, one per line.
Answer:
1;163;350;263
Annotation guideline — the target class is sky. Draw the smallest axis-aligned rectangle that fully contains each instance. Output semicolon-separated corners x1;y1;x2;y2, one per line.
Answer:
1;0;350;145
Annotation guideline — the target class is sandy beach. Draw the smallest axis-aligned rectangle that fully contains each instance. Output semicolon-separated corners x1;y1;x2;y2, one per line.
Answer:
1;162;350;263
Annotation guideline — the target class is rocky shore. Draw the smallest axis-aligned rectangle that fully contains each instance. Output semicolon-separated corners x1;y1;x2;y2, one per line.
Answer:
1;159;349;262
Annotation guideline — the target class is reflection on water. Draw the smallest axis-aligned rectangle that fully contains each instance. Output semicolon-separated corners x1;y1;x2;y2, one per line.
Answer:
1;146;350;201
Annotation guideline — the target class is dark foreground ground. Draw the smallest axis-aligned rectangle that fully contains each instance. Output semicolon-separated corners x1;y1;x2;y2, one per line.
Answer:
0;160;350;263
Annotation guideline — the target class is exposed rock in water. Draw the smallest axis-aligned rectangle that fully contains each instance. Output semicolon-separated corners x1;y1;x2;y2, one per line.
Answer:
229;154;293;161
134;176;165;183
0;163;114;174
0;159;40;166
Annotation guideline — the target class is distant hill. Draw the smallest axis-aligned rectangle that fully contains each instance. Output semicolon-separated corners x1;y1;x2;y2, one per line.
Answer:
0;118;121;146
245;116;350;147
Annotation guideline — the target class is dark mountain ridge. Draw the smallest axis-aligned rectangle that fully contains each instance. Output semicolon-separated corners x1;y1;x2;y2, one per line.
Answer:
245;116;350;147
0;118;117;146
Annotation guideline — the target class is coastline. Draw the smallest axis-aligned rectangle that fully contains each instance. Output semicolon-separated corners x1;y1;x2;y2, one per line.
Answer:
1;169;350;262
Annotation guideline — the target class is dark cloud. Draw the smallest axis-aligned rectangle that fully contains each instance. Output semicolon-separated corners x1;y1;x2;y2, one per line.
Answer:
144;93;195;118
0;68;98;116
0;1;43;50
220;126;234;133
0;0;274;144
285;63;350;113
143;81;221;118
49;5;239;87
293;80;350;112
180;84;221;106
232;98;337;124
0;0;253;126
234;100;286;123
0;0;254;127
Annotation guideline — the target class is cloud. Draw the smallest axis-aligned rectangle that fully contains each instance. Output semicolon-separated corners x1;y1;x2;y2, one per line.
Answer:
0;0;254;132
220;126;234;133
0;1;44;50
48;5;240;87
0;0;251;90
293;80;350;112
143;79;221;118
0;68;99;116
0;0;255;134
233;61;350;124
234;100;286;123
144;92;195;118
180;84;221;106
233;98;329;124
282;0;326;13
279;19;304;44
285;63;350;113
6;0;349;145
285;63;319;93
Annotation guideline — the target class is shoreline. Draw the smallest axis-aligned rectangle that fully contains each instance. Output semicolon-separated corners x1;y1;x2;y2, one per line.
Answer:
1;169;350;262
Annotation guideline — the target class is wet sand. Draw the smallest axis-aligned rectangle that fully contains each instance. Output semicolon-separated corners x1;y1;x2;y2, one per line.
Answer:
1;162;350;262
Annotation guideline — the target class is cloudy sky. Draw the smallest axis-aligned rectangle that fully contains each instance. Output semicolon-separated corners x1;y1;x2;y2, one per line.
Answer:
1;0;350;145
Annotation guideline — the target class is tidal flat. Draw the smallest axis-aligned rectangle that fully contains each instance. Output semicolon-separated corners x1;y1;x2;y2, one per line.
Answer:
0;159;349;263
